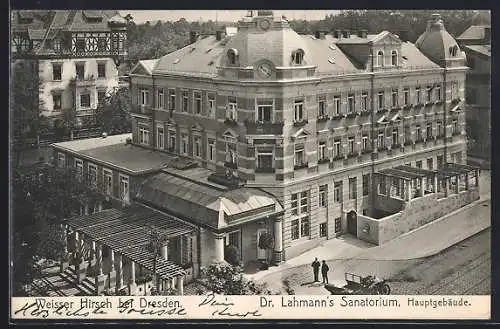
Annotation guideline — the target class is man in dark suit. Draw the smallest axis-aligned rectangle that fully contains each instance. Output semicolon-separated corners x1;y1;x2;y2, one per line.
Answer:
321;260;330;284
311;258;320;282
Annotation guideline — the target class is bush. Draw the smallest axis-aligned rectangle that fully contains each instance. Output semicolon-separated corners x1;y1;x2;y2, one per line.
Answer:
224;244;241;266
258;232;274;250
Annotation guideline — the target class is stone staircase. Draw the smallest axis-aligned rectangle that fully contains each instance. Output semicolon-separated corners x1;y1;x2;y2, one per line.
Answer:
59;266;96;296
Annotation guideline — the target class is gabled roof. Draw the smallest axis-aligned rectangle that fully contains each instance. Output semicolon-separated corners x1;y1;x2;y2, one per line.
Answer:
465;45;491;58
457;25;490;41
130;59;158;76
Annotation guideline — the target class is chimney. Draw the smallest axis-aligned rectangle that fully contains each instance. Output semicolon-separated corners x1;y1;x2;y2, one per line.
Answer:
342;30;351;39
334;30;342;39
483;26;491;42
357;29;368;38
315;30;326;39
189;31;198;44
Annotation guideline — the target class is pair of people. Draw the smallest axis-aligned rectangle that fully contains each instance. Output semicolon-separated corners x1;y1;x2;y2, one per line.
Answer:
312;258;330;284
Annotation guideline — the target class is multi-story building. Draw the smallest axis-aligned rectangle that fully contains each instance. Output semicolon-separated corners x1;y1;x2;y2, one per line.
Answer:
11;10;128;127
457;24;491;161
51;11;480;295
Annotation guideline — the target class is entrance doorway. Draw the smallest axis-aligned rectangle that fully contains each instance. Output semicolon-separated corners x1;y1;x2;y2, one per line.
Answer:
347;210;357;236
256;229;268;260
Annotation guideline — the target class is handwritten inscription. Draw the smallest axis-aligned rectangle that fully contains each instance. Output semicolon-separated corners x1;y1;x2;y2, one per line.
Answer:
13;299;108;318
117;298;187;316
198;293;262;318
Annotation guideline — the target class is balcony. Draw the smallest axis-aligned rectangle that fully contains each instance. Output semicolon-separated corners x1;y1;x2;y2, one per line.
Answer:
359;110;371;117
255;167;275;174
376;108;387;114
293;120;308;128
224;118;239;127
224;161;238;169
70;75;96;87
244;121;284;135
317;158;330;165
294;162;308;170
345;112;358;119
131;104;153;116
317;115;329;123
331;114;344;121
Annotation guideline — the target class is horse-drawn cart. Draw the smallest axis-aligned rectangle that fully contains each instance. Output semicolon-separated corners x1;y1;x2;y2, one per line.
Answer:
325;272;391;295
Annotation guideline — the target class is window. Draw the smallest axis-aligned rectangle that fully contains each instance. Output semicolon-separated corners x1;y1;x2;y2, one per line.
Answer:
225;231;240;249
294;100;304;122
437;155;443;169
426;123;432;139
157;127;164;149
391;177;402;197
181;134;188;155
194;91;202;114
300;216;310;237
208;93;216;117
89;164;97;188
416;160;422;169
292;49;304;65
140;89;149;106
227;49;237;65
227;96;237;120
319;223;328;237
103;169;112;196
378;132;385;149
318;141;327;160
291;219;300;240
391;89;398;107
294;143;306;168
157;89;164;109
80;93;90;108
52;63;62;80
139;126;149;145
208;138;216;161
392;128;399;146
349;177;357;200
362;174;370;196
75;159;83;182
378;91;384;109
333;138;341;158
119;175;129;203
334;181;343;203
452;119;458;135
437;121;443;137
291;191;309;215
361;92;368;111
348;137;355;155
57;153;65;168
169;89;176;110
318;97;326;117
53;94;62;110
347;94;355;113
427;158;433;170
168;129;176;151
75;62;85;80
377;50;384;66
426;86;432;103
333;96;341;115
75;38;85;52
98;91;106;104
403;88;409;105
257;99;273;123
436;85;441;101
256;149;274;172
193;136;201;157
379;177;386;195
416;87;421;104
416;125;422;141
319;185;327;207
97;62;106;78
334;217;342;233
182;91;189;112
391;50;398;66
449;45;458;57
290;191;309;240
225;137;237;164
362;135;369;151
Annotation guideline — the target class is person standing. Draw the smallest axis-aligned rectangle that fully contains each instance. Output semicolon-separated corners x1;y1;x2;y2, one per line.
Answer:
321;260;330;284
311;258;320;282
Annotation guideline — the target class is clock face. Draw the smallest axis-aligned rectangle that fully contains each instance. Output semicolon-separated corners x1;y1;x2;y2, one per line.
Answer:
259;19;271;31
257;63;273;77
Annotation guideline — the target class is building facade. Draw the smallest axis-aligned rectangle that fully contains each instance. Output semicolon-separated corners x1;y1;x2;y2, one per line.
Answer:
50;11;481;295
457;24;491;161
11;10;128;127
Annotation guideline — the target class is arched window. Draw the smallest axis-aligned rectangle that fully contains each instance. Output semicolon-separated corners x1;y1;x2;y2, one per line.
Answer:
377;50;384;67
292;49;305;65
391;50;398;66
227;49;238;65
449;45;458;57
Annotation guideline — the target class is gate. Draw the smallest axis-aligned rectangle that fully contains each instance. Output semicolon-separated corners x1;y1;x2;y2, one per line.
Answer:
347;211;357;236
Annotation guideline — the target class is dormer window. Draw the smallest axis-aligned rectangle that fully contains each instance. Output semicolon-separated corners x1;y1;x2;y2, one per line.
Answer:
227;48;238;65
449;45;458;57
292;49;305;65
391;50;398;66
377;50;384;67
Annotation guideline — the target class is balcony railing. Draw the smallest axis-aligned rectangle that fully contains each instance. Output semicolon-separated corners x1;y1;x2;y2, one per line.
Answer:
293;120;308;127
345;112;358;119
376;108;387;114
244;121;284;135
131;104;153;115
294;162;308;170
317;115;329;122
317;158;330;164
359;110;371;116
331;114;344;120
70;75;96;87
402;104;412;111
224;118;238;127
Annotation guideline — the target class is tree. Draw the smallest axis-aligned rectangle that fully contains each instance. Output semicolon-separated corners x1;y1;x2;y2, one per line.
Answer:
224;244;240;266
198;261;271;295
146;226;168;294
94;87;132;134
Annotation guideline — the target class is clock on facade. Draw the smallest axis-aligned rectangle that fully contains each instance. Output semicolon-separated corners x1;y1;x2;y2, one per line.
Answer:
257;63;273;78
258;19;271;31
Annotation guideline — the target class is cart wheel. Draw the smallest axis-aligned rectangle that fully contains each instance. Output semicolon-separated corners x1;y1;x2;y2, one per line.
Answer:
378;283;391;295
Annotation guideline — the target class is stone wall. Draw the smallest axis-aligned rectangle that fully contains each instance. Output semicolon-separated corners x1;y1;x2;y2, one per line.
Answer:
374;194;405;215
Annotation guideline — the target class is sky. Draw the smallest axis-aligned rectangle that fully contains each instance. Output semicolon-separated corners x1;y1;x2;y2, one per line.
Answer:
119;10;340;24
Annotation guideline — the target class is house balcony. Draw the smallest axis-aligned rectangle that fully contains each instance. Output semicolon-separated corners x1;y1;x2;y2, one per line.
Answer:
292;120;308;128
316;115;329;123
224;118;238;127
70;76;96;88
317;158;330;165
244;121;284;135
131;104;153;116
359;110;371;117
331;114;344;121
345;112;358;119
293;162;308;170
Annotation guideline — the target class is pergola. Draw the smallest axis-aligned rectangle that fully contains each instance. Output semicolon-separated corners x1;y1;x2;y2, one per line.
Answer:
376;167;430;201
64;205;196;295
